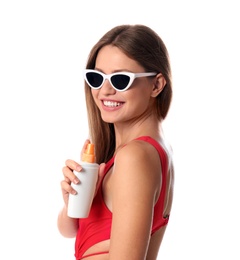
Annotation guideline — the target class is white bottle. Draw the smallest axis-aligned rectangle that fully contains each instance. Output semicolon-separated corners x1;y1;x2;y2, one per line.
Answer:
67;143;99;218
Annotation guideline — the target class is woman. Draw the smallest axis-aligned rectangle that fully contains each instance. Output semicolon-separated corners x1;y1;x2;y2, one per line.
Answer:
58;24;174;260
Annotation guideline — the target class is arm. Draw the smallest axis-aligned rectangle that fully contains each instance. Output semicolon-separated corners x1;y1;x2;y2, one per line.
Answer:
57;140;106;238
57;204;79;238
109;140;162;260
57;158;82;238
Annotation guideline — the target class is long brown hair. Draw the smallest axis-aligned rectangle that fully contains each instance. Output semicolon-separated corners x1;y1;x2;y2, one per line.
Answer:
84;24;172;163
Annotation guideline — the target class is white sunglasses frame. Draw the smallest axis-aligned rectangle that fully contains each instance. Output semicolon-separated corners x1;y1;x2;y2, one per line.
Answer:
83;69;157;92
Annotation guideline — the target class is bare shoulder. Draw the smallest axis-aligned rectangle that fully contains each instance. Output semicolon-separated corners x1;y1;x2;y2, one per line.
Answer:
115;139;161;169
113;139;162;190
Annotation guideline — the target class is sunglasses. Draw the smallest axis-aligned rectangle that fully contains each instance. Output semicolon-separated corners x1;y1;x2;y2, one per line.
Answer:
83;69;157;92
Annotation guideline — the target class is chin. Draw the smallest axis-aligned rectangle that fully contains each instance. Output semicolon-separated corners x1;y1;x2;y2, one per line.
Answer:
101;115;116;124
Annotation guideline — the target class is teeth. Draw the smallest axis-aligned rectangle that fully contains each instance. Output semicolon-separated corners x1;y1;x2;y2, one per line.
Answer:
103;101;122;107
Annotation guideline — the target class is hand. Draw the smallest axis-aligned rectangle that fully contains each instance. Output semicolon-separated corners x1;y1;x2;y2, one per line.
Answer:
60;139;106;206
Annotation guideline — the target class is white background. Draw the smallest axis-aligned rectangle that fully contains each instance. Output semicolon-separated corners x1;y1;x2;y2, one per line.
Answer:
0;0;240;259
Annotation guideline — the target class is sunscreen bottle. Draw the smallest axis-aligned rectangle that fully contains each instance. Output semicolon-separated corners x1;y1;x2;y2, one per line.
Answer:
67;143;99;218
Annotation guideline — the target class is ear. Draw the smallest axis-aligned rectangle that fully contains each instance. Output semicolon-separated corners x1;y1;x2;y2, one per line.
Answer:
151;73;166;97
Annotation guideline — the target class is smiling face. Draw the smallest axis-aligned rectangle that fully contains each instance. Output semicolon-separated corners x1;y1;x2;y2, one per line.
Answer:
90;45;156;125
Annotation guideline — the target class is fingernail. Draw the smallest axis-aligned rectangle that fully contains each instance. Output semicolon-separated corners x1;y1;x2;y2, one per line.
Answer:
76;165;82;171
73;178;79;184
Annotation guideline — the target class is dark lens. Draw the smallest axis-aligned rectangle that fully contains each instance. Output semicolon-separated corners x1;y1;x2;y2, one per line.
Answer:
86;72;103;88
111;75;130;90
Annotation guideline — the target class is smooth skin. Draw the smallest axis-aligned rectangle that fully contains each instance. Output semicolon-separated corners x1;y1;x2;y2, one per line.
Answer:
58;45;174;259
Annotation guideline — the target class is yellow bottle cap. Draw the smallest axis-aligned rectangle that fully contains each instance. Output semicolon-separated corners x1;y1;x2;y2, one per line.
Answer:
82;143;95;163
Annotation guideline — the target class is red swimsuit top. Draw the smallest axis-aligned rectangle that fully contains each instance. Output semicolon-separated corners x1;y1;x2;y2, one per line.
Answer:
74;136;169;259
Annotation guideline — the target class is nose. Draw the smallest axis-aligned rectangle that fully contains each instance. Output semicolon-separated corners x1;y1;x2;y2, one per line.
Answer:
100;79;117;94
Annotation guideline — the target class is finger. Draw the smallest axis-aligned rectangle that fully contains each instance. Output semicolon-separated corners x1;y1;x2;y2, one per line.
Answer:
60;180;77;195
64;175;71;183
62;164;81;184
65;159;82;172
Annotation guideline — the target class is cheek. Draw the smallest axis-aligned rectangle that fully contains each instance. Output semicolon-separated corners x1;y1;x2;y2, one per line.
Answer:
127;91;150;112
91;89;99;106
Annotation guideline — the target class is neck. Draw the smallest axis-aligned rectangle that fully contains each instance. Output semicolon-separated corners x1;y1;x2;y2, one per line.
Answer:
113;114;162;149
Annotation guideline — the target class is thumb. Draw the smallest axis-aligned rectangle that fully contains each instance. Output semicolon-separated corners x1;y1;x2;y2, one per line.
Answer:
99;163;106;178
96;163;106;192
